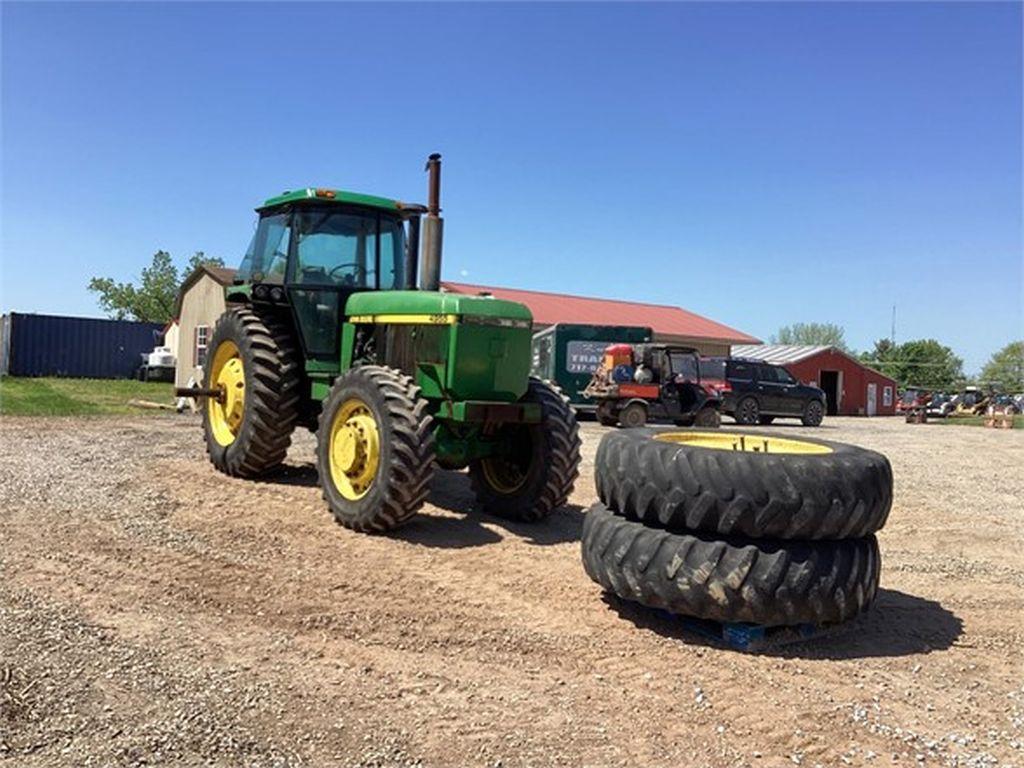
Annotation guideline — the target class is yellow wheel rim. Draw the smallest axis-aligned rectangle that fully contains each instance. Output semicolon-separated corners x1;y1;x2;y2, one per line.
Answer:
329;398;381;500
480;455;528;494
655;431;833;455
207;340;246;446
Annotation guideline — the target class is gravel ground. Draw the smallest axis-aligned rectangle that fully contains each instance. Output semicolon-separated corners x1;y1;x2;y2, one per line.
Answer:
1;414;1022;767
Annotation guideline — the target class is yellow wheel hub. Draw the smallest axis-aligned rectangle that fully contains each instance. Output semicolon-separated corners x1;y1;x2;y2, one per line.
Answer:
480;455;528;494
329;399;380;500
207;340;246;446
655;431;833;455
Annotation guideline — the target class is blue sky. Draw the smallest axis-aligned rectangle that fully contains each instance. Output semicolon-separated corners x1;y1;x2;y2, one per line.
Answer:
2;2;1020;373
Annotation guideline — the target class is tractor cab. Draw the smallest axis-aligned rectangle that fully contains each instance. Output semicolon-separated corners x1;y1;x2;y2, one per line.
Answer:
230;189;422;361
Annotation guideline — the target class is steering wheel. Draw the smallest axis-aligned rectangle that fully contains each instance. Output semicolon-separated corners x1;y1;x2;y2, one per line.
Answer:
328;263;360;280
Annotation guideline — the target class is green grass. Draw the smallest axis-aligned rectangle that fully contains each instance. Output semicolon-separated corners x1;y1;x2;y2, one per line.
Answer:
935;413;1023;429
0;376;175;416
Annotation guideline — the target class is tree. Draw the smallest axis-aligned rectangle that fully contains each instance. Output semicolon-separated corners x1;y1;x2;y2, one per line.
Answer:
980;341;1024;391
89;251;224;323
861;338;963;390
771;322;848;351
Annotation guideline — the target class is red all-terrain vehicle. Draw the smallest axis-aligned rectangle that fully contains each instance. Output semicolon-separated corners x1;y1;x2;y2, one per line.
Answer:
583;343;722;428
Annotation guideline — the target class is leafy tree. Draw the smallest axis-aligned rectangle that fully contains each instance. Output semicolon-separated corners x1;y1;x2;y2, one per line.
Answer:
772;322;848;351
862;338;963;390
89;251;224;323
980;341;1024;392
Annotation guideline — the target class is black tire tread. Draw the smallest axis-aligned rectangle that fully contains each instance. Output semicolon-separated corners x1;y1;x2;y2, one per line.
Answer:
595;429;892;540
581;502;880;626
317;365;435;533
204;307;301;477
469;377;581;522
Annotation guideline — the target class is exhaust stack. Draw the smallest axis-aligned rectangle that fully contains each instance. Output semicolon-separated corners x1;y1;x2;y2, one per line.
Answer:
419;153;443;291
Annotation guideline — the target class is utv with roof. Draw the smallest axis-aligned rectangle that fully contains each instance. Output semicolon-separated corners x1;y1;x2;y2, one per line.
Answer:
583;343;721;428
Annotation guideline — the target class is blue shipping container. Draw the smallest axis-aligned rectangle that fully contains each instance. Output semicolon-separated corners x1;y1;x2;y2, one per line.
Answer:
1;312;164;379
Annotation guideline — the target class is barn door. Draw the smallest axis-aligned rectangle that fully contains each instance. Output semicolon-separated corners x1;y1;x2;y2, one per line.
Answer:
866;382;878;416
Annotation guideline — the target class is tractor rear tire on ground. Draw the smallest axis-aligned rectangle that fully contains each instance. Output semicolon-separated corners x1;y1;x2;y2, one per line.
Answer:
203;307;301;477
618;402;647;428
317;365;435;533
594;429;892;540
802;399;825;426
469;378;581;522
581;502;880;626
694;406;721;428
734;397;760;425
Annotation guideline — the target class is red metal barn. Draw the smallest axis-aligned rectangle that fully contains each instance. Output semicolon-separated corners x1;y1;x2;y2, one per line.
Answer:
731;345;897;416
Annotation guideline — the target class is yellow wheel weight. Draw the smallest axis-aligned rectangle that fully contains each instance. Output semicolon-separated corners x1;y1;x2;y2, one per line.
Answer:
207;340;246;446
329;398;381;500
655;431;833;455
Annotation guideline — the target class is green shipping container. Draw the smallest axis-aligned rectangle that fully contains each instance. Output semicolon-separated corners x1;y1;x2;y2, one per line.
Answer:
530;323;653;410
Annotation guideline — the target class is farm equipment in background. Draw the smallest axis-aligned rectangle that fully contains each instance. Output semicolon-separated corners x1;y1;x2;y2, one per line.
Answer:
582;343;721;428
951;386;992;417
896;387;931;417
530;324;652;412
177;154;581;533
925;392;954;419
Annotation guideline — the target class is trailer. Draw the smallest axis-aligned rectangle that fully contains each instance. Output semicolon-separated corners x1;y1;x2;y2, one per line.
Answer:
530;324;652;411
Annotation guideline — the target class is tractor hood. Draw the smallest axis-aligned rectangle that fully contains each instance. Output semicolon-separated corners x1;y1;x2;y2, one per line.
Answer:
344;290;533;327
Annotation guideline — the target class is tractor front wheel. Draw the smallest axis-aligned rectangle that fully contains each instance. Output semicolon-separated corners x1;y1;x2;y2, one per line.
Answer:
317;366;435;533
469;378;581;522
203;308;301;477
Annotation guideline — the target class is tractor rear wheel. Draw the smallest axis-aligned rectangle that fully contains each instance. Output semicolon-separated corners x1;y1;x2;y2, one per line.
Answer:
203;308;301;477
469;378;581;522
317;366;435;533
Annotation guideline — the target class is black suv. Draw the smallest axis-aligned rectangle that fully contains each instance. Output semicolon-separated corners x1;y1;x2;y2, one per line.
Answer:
701;358;826;426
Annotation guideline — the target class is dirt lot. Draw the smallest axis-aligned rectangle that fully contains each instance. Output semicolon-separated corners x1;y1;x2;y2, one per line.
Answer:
1;415;1022;768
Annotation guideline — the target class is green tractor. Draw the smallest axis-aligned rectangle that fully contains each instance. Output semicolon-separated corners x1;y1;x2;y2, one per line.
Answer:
180;154;581;532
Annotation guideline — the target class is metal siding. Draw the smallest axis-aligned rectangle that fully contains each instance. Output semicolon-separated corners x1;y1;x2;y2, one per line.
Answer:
6;313;163;379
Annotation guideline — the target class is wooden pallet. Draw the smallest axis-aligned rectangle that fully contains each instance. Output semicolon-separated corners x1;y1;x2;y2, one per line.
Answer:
658;611;840;652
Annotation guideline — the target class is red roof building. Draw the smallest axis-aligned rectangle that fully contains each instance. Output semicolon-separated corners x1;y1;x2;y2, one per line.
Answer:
442;281;759;357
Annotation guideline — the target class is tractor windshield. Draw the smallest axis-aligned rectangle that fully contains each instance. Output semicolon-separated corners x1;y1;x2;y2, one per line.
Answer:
292;209;405;289
237;208;405;289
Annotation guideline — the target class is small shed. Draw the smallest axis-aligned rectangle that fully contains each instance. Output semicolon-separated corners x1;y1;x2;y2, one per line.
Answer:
731;344;897;417
174;265;237;388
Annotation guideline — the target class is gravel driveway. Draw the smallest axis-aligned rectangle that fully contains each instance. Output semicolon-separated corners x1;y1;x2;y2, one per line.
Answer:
1;414;1022;767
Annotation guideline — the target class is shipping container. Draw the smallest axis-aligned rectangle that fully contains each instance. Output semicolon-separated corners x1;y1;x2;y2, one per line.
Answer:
0;312;165;379
531;324;653;410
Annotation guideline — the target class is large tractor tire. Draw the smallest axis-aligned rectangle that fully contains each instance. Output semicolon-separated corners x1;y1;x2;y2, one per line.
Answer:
203;307;301;477
595;430;892;540
317;366;435;533
469;378;581;522
581;502;880;626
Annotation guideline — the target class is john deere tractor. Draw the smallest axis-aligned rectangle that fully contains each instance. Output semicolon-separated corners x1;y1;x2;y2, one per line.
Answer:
180;155;580;532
